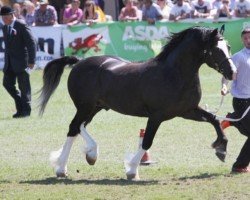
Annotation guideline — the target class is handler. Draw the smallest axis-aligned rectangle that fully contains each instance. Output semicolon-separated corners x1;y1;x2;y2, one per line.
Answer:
0;6;36;118
221;27;250;173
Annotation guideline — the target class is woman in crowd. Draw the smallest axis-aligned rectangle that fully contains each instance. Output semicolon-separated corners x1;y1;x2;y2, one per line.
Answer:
13;3;25;21
23;1;36;26
81;0;105;24
119;0;139;21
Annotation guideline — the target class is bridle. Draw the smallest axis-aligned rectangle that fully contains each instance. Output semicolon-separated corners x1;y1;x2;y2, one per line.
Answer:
203;49;232;73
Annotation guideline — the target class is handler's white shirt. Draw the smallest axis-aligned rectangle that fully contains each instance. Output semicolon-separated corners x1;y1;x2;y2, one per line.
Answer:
231;47;250;98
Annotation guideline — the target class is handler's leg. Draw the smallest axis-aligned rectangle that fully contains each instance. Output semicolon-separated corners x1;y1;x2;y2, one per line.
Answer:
3;70;22;116
223;98;250;133
232;137;250;173
17;72;31;116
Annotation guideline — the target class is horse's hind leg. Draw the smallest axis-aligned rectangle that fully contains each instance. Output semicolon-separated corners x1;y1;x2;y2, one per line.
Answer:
50;136;77;177
80;106;103;165
50;105;99;177
68;104;101;166
50;111;82;177
80;125;98;165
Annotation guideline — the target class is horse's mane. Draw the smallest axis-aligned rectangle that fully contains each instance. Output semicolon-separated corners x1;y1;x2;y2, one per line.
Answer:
155;26;221;62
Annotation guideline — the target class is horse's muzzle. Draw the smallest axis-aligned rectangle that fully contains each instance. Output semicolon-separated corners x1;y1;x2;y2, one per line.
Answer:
232;72;237;80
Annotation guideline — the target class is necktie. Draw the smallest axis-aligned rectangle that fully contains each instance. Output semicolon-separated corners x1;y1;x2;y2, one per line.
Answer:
8;26;11;36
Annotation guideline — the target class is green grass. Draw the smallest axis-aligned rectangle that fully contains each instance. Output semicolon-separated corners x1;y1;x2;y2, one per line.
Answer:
0;66;249;200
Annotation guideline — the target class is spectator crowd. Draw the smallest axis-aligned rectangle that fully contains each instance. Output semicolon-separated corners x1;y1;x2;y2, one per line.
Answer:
0;0;250;26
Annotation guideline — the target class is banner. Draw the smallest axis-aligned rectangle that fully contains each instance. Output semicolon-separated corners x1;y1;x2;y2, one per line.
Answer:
63;18;250;62
63;22;170;61
0;26;62;70
31;26;61;68
0;18;249;69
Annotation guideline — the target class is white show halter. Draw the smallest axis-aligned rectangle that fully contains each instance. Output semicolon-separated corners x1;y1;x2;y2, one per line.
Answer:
215;105;250;121
205;93;250;122
205;95;225;114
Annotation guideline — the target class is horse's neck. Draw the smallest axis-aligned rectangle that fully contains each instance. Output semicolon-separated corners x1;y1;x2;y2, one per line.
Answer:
164;47;203;83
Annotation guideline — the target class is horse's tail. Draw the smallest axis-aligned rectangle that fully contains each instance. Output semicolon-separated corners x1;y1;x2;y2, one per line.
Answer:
38;56;79;116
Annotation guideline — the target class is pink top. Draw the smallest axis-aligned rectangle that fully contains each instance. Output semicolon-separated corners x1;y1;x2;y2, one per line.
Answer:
63;7;83;22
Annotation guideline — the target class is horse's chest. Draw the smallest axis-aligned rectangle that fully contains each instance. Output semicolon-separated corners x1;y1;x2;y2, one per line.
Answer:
177;85;201;108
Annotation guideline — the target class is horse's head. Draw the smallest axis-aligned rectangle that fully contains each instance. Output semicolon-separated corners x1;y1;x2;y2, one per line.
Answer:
204;28;237;80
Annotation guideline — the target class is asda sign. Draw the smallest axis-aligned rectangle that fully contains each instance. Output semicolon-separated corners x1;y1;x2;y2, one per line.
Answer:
122;25;169;41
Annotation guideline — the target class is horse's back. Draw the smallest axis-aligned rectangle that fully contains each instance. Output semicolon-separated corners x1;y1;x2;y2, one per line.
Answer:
67;55;131;99
67;55;151;116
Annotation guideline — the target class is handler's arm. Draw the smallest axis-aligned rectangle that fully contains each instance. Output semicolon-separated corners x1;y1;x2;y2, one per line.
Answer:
221;77;230;96
22;24;36;68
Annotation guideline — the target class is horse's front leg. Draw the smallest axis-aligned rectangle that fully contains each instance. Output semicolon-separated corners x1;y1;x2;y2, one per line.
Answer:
182;107;227;162
125;117;162;180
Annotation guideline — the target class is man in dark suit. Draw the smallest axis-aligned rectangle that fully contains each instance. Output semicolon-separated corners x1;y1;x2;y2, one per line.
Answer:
0;6;36;118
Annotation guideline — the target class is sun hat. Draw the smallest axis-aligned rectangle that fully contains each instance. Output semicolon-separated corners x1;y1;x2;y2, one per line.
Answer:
241;27;250;36
39;0;49;5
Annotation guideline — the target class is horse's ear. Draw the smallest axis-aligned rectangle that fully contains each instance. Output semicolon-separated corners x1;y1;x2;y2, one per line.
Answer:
205;28;219;48
211;28;219;38
219;24;225;35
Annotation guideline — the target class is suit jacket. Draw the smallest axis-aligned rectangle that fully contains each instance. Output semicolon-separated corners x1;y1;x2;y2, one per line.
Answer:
3;20;36;73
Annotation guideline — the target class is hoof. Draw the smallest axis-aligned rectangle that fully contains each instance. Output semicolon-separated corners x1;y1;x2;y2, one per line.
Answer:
214;143;227;162
56;172;68;178
86;155;97;165
211;138;227;162
215;149;226;162
126;173;140;181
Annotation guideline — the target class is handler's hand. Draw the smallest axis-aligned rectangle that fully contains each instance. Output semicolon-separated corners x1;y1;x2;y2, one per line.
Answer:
28;63;35;69
221;84;228;96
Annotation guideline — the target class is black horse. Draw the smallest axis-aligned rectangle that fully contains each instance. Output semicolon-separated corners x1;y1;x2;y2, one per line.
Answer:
38;26;237;180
